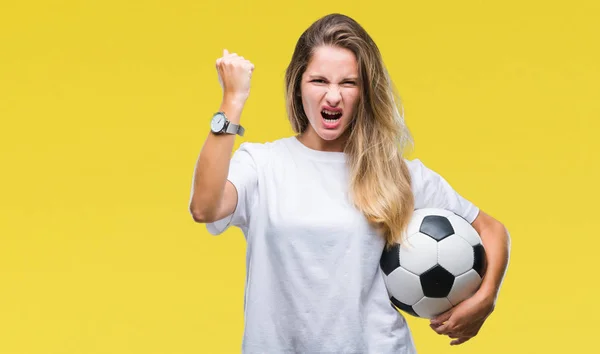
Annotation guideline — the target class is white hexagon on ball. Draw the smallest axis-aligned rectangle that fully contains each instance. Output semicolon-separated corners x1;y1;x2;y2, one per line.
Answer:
437;235;474;276
385;267;424;306
399;233;438;275
447;213;482;246
447;269;482;306
412;297;453;319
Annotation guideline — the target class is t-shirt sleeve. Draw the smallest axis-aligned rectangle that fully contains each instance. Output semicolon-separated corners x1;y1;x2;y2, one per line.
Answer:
406;158;480;224
205;142;259;235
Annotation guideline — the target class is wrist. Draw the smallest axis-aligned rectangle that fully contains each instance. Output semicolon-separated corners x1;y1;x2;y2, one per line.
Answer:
219;98;244;124
475;284;498;306
222;93;247;108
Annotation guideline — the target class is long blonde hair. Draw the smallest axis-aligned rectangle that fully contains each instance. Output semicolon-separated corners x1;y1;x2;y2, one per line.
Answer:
284;13;415;250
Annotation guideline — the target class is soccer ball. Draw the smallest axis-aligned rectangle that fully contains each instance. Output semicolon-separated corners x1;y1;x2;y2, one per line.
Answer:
380;208;487;319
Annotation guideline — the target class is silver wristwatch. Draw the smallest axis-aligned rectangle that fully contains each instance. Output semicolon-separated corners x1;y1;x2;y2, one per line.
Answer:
210;111;245;136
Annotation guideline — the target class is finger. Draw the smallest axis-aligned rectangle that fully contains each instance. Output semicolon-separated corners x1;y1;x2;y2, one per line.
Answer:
429;322;442;329
450;336;471;346
223;48;229;56
430;310;452;325
433;322;453;335
447;332;460;339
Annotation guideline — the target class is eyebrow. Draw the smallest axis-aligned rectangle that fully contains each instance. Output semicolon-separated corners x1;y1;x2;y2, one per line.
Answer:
308;75;359;81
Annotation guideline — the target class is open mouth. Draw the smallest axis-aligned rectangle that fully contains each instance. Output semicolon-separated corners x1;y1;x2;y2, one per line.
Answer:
321;110;342;122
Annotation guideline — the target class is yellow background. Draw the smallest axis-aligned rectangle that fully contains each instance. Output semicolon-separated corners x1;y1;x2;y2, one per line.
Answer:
1;0;598;353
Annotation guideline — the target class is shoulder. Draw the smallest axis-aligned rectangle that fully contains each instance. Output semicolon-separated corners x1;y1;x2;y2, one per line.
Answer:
403;157;423;169
403;157;441;191
403;157;426;178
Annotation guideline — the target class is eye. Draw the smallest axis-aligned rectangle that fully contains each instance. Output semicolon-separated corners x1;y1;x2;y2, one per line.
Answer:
310;79;357;85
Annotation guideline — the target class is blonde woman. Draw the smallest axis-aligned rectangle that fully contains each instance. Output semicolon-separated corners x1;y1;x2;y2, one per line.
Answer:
190;13;510;353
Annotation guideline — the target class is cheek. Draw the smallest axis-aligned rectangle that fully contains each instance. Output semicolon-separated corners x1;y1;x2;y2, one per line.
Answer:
346;88;360;101
301;89;323;113
344;90;360;111
304;86;324;100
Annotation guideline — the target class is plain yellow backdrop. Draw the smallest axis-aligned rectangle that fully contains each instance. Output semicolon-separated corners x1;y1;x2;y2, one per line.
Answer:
1;0;598;353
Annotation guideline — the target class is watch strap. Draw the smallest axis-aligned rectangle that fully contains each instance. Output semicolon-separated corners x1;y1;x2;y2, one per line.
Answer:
225;121;245;136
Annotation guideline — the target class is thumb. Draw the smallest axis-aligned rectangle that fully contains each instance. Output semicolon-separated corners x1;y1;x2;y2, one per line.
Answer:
223;48;229;56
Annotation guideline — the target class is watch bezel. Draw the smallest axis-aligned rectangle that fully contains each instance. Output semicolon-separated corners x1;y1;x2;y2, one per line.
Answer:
210;111;244;136
211;112;227;133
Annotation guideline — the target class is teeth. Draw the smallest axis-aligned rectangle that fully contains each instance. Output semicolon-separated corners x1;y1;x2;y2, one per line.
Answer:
322;109;341;115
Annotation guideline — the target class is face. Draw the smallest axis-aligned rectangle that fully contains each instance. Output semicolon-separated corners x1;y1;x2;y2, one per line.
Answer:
299;45;360;152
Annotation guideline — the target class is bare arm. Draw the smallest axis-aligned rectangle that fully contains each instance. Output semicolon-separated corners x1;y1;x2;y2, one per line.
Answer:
189;99;244;223
189;49;254;223
470;209;511;302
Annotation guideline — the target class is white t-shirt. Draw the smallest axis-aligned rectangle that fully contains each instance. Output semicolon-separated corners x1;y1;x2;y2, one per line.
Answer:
207;136;480;354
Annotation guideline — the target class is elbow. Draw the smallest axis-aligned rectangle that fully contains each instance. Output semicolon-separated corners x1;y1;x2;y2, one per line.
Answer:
494;222;512;250
503;224;512;246
496;221;510;237
189;207;215;224
189;206;207;223
189;192;219;223
495;221;510;240
190;210;208;224
190;210;205;223
189;195;212;223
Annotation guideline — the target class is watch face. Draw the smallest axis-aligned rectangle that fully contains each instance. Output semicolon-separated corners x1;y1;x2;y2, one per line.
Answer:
211;113;226;132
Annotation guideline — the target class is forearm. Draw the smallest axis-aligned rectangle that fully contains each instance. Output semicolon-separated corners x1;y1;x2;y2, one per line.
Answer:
477;222;511;303
189;98;244;219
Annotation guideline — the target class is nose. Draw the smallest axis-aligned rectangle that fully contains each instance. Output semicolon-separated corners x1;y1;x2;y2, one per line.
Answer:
325;85;342;105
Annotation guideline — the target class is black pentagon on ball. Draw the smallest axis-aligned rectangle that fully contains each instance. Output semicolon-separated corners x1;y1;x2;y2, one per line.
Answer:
380;243;401;276
420;265;455;298
420;215;455;241
390;296;419;317
473;244;486;277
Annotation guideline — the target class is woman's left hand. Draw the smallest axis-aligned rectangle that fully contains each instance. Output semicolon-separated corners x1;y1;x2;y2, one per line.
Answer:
429;290;496;345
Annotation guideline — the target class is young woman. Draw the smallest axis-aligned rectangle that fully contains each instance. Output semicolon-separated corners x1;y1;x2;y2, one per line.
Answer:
190;13;510;353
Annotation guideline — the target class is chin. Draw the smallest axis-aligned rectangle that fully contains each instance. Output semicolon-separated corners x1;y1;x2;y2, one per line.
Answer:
305;115;351;143
317;125;349;141
318;131;343;141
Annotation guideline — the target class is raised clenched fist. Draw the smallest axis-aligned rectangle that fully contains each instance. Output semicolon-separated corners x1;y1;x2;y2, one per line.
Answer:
216;49;255;105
